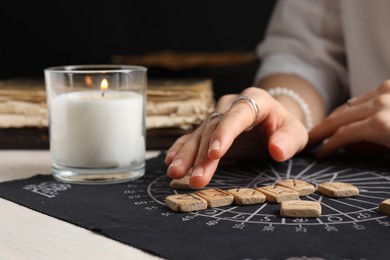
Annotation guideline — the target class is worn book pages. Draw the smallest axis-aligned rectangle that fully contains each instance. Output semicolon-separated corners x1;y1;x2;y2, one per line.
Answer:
0;78;215;130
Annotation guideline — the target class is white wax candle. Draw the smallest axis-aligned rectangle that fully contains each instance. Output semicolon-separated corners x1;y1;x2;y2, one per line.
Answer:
50;90;145;168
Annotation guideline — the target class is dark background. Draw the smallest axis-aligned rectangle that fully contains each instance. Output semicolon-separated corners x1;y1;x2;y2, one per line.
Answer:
1;0;277;99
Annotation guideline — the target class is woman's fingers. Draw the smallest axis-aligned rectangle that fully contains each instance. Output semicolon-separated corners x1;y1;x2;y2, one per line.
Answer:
188;111;224;188
268;115;308;161
166;86;311;188
207;88;273;160
310;81;390;158
308;98;372;148
316;110;390;158
165;126;203;179
189;89;268;188
189;158;221;188
190;87;309;188
315;120;369;158
165;94;237;181
165;133;192;165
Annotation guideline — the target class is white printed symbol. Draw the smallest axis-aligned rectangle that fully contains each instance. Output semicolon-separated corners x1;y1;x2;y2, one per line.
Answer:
23;182;71;198
148;157;390;231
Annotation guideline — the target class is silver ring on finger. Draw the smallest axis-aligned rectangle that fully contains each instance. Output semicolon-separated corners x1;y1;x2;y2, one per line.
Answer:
228;96;260;130
346;97;358;107
207;112;223;125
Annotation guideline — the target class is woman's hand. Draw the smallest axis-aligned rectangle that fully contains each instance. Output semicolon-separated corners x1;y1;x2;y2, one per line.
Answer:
309;80;390;158
165;87;308;189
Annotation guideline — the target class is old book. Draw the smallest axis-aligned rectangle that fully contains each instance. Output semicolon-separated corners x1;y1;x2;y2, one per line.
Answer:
0;77;215;149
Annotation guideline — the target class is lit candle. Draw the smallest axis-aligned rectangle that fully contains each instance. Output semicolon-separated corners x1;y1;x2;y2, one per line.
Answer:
101;78;108;97
50;79;145;168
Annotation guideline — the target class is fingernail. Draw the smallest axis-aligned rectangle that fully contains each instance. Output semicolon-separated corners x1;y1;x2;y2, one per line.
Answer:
274;140;287;160
168;158;182;168
191;166;204;177
166;150;176;159
208;139;221;153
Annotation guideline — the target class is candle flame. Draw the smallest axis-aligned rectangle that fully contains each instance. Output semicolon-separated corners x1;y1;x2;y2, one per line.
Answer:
100;79;108;91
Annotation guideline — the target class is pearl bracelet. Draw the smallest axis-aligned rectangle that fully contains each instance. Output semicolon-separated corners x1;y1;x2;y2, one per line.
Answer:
267;87;313;131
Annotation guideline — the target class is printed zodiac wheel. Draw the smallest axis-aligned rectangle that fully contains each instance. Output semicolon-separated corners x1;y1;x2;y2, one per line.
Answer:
147;156;390;232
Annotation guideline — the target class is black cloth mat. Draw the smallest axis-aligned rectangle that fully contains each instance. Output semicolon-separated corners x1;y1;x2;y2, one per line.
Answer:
1;153;390;260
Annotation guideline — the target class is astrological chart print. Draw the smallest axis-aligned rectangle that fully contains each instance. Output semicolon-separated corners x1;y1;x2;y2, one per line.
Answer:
146;155;390;232
1;153;389;260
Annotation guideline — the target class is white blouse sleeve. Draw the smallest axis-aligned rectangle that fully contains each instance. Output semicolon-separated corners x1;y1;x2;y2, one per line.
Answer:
254;0;348;111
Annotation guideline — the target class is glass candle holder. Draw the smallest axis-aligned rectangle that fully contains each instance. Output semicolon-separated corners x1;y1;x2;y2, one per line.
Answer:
44;65;147;184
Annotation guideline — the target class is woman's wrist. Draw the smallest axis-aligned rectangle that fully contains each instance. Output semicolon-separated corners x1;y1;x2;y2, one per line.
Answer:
267;87;313;131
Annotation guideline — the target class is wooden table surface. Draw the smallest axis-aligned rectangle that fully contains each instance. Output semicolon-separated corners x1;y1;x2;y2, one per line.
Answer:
0;150;163;260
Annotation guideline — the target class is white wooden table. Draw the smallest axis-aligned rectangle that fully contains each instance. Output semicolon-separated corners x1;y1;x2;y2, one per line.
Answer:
0;150;163;260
